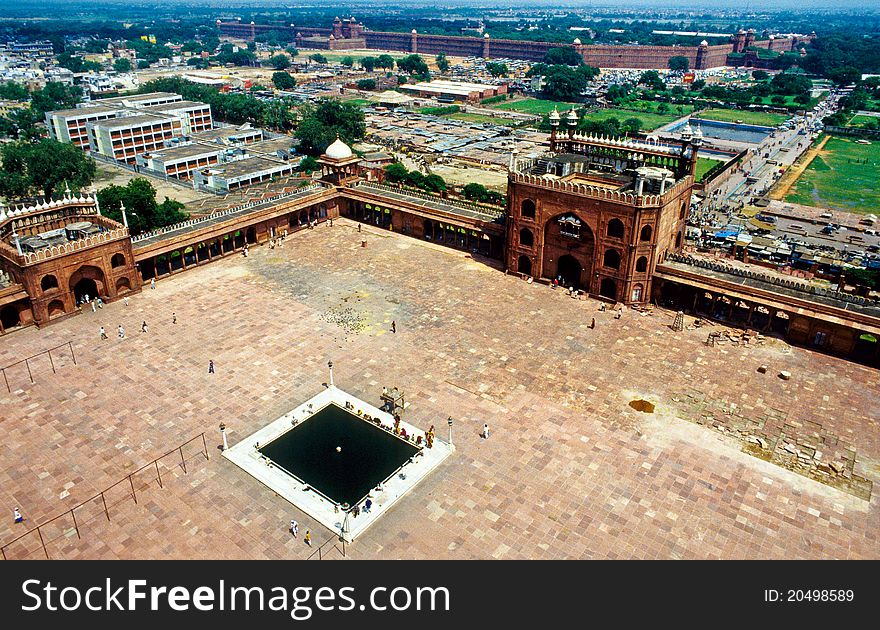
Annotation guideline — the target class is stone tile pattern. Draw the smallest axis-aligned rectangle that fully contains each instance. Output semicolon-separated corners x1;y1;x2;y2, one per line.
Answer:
0;219;877;560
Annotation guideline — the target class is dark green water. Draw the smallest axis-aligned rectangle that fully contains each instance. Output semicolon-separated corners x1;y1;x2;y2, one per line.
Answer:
259;403;418;507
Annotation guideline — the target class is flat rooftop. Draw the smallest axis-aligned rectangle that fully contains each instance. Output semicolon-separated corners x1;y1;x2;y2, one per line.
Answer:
193;127;263;144
1;221;877;559
49;105;119;118
147;143;223;162
142;100;211;113
96;113;180;129
207;156;291;179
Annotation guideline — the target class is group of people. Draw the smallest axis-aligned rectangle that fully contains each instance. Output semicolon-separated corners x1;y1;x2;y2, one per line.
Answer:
77;293;105;312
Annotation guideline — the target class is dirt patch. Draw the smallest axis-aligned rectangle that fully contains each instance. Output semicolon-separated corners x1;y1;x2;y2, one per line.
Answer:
629;399;656;413
770;134;830;200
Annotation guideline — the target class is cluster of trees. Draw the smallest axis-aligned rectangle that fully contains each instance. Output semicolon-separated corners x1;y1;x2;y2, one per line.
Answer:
0;82;83;140
55;52;102;74
360;55;395;72
529;62;599;102
294;100;365;155
799;33;880;84
272;71;297;90
486;62;508;78
396;54;430;80
356;79;377;91
97;178;187;236
213;42;256;67
138;77;279;128
435;53;450;73
536;109;643;138
668;56;689;72
0;138;96;200
309;53;328;64
383;162;446;193
823;78;880;127
462;182;505;206
268;53;292;70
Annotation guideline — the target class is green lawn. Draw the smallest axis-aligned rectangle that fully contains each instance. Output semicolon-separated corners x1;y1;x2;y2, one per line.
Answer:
695;157;723;183
318;51;407;65
491;98;578;115
343;98;371;108
697;108;790;127
848;114;879;129
581;108;679;132
784;136;880;215
447;112;520;126
615;99;695;117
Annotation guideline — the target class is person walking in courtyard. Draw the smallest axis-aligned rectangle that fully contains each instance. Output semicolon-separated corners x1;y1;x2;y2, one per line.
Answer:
290;520;298;538
141;321;148;334
14;507;24;524
208;360;215;374
117;324;125;339
150;278;155;290
99;326;107;340
304;530;311;546
481;423;490;439
91;299;97;313
590;318;596;329
123;296;129;306
391;320;396;334
172;312;177;325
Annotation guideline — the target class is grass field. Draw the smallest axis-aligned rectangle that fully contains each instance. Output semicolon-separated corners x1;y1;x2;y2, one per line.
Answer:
695;157;723;183
315;51;407;65
491;98;577;115
447;112;520;126
343;98;372;108
784;136;880;214
697;108;789;127
615;99;695;117
848;114;879;129
581;108;679;132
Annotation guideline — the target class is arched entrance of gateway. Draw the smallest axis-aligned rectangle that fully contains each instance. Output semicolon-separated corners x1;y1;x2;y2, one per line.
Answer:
68;265;107;303
1;304;21;330
541;213;594;289
557;255;582;288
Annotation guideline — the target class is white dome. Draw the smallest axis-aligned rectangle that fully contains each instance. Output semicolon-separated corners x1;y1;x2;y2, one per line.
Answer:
573;38;582;45
325;137;353;160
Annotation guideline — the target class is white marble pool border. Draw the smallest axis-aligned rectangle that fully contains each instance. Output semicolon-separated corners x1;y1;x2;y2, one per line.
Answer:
223;385;454;542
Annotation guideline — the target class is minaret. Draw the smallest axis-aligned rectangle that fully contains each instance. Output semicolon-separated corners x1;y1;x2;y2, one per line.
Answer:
566;108;578;139
549;106;560;148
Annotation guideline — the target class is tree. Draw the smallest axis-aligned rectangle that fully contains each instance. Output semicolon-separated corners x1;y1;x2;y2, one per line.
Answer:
463;182;489;202
263;101;293;131
436;53;450;73
771;95;787;105
294;100;365;155
376;54;395;70
269;54;290;70
272;71;297;90
638;70;664;91
113;58;132;73
486;62;508;78
298;156;318;173
656;102;670;114
29;82;81;116
361;56;378;72
668;56;689;72
826;66;861;86
0;82;30;101
541;65;588;102
0;139;96;200
357;79;376;91
309;53;327;64
544;47;582;66
691;79;706;90
622;118;642;134
137;60;151;70
397;54;429;78
285;46;299;58
383;162;409;183
97;178;185;236
752;70;769;82
56;53;102;74
340;56;355;68
770;72;811;96
187;57;209;70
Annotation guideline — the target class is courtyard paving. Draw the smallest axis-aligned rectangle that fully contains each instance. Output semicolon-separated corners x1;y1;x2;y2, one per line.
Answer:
0;218;878;559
